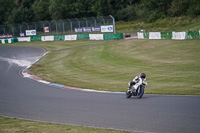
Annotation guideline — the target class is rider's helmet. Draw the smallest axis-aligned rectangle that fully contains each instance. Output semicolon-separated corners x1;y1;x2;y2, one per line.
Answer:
140;73;146;79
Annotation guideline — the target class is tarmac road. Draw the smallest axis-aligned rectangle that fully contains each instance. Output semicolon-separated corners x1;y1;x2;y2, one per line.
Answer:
0;46;200;133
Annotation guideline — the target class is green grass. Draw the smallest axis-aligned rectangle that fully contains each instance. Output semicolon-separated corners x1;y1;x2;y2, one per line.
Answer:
116;16;200;32
2;39;199;95
0;117;129;133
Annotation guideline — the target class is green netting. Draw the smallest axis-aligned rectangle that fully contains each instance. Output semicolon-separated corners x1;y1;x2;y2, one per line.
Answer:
54;35;65;40
144;32;149;39
0;40;2;44
4;39;8;44
103;33;123;40
161;32;172;39
186;31;199;39
77;34;89;40
31;36;42;41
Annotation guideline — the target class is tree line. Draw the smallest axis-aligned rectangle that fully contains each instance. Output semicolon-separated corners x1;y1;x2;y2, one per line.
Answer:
0;0;200;25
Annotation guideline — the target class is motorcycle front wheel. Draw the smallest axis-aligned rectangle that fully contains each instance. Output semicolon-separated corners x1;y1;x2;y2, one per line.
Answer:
126;90;132;98
136;86;144;99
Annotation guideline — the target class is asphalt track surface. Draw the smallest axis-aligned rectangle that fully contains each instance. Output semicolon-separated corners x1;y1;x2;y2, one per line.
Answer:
0;46;200;133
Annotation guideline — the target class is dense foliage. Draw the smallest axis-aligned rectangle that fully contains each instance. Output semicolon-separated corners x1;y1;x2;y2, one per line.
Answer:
0;0;200;25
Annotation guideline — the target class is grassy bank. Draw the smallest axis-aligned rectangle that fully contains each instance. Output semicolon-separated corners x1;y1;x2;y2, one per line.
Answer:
116;16;200;33
0;117;129;133
2;39;199;95
29;39;200;95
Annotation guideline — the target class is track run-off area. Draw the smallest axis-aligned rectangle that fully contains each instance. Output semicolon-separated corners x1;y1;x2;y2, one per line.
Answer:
0;46;200;133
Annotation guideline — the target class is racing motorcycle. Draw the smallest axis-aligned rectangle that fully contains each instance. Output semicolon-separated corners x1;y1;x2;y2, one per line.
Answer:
126;77;147;99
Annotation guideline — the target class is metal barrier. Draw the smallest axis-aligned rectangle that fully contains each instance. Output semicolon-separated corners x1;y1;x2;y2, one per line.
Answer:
0;15;115;37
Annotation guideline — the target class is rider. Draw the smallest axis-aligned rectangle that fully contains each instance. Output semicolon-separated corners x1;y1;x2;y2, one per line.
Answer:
129;73;147;87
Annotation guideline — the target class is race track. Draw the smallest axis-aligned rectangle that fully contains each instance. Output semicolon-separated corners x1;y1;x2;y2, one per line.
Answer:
0;46;200;133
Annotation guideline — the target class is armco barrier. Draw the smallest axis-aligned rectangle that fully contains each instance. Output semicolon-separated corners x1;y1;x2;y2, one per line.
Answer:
137;31;200;40
0;39;5;44
144;32;149;39
161;32;172;39
41;36;54;41
89;34;104;40
65;35;77;40
103;33;123;40
77;34;90;40
172;32;186;40
18;37;31;42
149;32;161;39
0;33;123;44
186;31;199;39
0;38;18;44
31;36;42;41
54;35;65;41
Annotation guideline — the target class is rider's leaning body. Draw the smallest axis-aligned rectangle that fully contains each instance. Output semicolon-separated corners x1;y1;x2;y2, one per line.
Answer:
129;73;147;89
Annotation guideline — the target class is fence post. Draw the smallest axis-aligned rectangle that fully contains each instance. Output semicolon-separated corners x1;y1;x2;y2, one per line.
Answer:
68;19;72;34
18;24;22;36
25;23;29;30
55;21;58;34
92;17;97;26
11;26;14;36
83;17;88;27
34;22;37;30
60;20;65;35
102;16;105;25
48;21;51;33
75;18;80;28
3;26;6;34
109;15;116;34
43;23;45;35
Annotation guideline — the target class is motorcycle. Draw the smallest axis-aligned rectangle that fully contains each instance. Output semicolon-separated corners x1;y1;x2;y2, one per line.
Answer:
126;77;147;99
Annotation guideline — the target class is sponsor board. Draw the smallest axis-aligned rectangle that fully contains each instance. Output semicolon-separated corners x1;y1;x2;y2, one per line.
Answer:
101;25;113;32
26;30;36;36
75;28;83;33
92;26;101;32
83;27;92;32
44;27;49;33
20;33;25;37
0;35;13;39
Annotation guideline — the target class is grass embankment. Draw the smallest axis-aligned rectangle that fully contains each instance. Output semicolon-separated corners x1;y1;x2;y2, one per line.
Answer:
0;117;129;133
116;16;200;33
3;39;199;95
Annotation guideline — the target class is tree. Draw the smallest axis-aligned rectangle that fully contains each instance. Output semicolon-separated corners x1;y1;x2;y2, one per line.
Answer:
0;0;14;24
168;0;189;16
135;0;172;22
187;0;200;17
32;0;51;21
7;0;34;24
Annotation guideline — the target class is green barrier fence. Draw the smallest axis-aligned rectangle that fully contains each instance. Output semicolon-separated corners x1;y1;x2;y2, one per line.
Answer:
77;34;89;40
161;32;172;39
12;38;18;43
31;36;42;41
103;33;123;40
4;39;8;44
139;30;200;40
54;35;65;41
186;31;199;39
0;40;2;44
144;32;149;39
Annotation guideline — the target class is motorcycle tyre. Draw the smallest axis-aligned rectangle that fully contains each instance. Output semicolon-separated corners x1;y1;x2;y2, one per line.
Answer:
136;86;144;99
126;90;132;98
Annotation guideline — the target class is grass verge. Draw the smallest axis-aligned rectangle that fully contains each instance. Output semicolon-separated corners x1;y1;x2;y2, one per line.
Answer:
1;39;199;95
0;116;129;133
